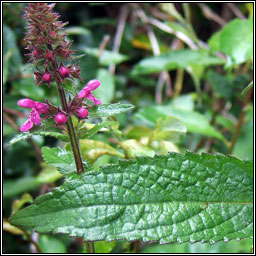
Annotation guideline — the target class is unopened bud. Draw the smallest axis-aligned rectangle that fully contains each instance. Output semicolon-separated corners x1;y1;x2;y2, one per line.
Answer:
32;50;38;57
54;113;66;124
77;107;88;119
42;72;51;82
59;66;70;78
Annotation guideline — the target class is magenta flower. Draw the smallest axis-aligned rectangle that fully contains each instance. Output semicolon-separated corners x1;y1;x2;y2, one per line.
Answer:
17;98;48;132
77;80;101;105
54;113;66;124
77;107;88;119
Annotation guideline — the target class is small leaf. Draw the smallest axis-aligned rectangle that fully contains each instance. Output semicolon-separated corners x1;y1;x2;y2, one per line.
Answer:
38;234;66;253
82;47;129;66
208;18;253;67
10;153;252;244
78;121;117;139
41;147;76;175
88;103;134;119
152;117;187;142
78;139;124;162
119;139;155;159
11;193;33;216
65;26;90;35
3;219;25;236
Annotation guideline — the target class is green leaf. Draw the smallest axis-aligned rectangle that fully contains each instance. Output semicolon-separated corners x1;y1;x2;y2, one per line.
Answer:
119;139;155;159
88;103;134;119
3;48;13;85
82;47;129;66
83;241;116;253
208;18;253;67
152;117;186;142
131;50;225;76
12;77;45;101
78;139;124;162
93;69;115;104
11;193;33;216
78;121;117;139
41;147;76;175
65;26;90;36
3;25;22;77
206;70;233;99
10;152;252;244
241;81;253;97
7;120;68;147
38;235;66;253
134;105;225;141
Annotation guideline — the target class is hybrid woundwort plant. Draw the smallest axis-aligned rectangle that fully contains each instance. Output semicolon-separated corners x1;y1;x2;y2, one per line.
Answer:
18;3;101;174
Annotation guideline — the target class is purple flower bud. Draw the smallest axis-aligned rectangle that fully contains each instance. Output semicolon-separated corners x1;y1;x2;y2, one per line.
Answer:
77;80;100;99
42;72;51;82
77;107;88;119
45;51;53;60
49;31;55;37
54;113;66;124
59;65;70;78
32;50;38;57
17;98;36;108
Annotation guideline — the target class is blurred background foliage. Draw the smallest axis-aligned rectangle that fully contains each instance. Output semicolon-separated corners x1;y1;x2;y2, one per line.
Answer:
3;2;253;254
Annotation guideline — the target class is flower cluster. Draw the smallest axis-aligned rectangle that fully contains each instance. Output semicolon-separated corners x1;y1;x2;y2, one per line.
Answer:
18;80;101;131
23;3;81;87
18;3;102;133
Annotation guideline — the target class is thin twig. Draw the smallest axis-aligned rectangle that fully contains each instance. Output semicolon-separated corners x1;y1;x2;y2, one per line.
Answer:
228;88;252;154
97;34;110;58
148;17;198;50
20;228;41;253
3;107;26;117
133;4;172;103
227;3;245;19
108;4;130;75
198;3;226;26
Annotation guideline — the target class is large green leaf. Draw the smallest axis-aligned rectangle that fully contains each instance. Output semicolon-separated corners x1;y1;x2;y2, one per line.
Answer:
10;153;252;244
134;105;224;141
88;103;134;119
131;50;225;76
208;18;253;67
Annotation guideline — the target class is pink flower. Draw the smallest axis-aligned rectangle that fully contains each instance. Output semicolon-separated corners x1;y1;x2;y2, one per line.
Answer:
59;65;70;78
77;107;88;119
54;112;66;124
17;98;48;132
77;80;101;105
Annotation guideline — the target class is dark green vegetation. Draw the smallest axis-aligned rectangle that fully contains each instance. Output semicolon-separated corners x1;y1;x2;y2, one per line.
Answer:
3;3;253;254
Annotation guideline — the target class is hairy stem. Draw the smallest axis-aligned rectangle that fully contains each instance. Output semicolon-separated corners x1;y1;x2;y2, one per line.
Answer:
57;85;84;174
228;88;252;154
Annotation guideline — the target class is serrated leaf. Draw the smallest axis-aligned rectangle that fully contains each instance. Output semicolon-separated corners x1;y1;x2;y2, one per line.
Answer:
88;103;134;119
131;50;225;76
10;153;252;244
41;147;76;175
